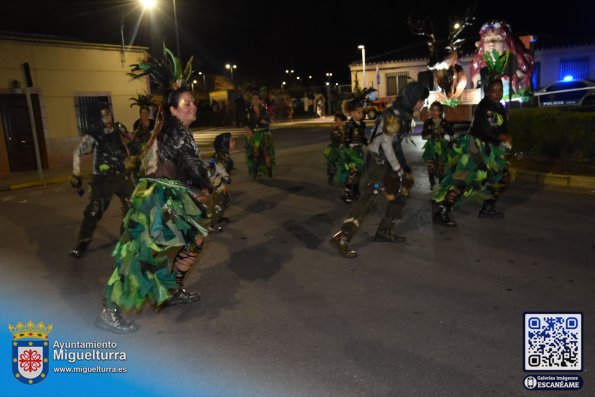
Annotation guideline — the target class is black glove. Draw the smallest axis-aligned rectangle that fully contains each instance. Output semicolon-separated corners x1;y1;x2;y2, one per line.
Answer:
70;175;82;189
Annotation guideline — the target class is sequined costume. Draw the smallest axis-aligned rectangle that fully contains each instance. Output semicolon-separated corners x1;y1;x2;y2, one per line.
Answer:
245;104;275;178
336;116;367;202
422;113;453;188
323;123;344;185
205;132;234;231
70;108;134;258
329;83;429;258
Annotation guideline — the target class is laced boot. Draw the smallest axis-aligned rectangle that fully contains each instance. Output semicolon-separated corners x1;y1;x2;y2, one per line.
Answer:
479;199;504;219
95;302;138;334
69;240;90;258
340;190;353;204
329;231;357;258
166;288;201;306
433;203;457;227
165;266;201;306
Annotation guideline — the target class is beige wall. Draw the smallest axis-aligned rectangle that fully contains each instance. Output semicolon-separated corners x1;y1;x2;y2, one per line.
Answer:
0;36;150;171
350;56;474;99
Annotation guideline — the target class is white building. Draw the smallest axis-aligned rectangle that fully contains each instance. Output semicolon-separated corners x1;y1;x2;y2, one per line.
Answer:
349;36;595;100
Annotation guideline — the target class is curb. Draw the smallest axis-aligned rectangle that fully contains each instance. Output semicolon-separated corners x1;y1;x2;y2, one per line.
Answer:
510;167;595;190
0;175;71;192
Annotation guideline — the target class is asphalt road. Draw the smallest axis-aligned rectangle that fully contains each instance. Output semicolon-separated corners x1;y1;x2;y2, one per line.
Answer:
1;126;594;397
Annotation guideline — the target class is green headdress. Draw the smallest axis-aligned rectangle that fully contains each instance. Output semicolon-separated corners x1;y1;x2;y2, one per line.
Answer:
128;44;197;92
480;49;510;87
129;94;154;110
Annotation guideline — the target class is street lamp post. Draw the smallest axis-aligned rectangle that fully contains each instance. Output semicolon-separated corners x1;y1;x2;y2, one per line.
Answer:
172;0;181;58
198;71;206;92
226;64;237;88
358;44;366;90
120;0;156;67
325;72;333;116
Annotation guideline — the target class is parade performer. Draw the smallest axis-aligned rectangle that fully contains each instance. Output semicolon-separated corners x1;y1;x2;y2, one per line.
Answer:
245;92;275;178
421;101;454;189
206;132;235;232
336;90;372;203
69;105;134;258
329;82;428;258
96;47;212;333
127;94;155;183
433;50;512;227
324;112;347;185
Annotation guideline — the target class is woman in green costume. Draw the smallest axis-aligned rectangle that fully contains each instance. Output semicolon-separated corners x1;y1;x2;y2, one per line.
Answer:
244;92;274;178
96;86;212;333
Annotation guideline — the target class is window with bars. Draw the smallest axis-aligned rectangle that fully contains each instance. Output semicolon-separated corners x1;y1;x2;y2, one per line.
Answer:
559;56;589;80
74;96;111;135
386;73;409;96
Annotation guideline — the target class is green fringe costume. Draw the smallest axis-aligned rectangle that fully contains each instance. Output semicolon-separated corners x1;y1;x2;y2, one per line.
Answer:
432;134;508;208
245;127;276;177
104;178;209;310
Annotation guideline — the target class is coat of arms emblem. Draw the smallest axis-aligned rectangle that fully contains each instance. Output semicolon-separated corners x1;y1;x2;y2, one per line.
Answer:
8;321;53;384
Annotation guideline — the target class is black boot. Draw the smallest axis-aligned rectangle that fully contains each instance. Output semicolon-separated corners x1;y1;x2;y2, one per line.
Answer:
165;288;201;306
433;203;457;227
69;240;90;258
95;302;138;334
479;199;504;219
374;217;406;242
329;231;357;258
340;191;353;204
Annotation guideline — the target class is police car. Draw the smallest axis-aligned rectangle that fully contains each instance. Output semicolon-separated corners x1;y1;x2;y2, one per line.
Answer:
535;78;595;107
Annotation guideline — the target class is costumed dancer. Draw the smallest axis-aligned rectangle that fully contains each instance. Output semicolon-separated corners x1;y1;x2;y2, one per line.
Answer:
96;48;212;333
206;132;235;232
433;50;512;227
128;94;155;183
69;105;134;258
245;92;275;178
329;82;428;258
336;91;370;203
421;101;454;189
324;112;347;185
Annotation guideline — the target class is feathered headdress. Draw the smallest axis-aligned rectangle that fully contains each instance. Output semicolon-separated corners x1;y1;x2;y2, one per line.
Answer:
129;94;154;109
128;44;197;92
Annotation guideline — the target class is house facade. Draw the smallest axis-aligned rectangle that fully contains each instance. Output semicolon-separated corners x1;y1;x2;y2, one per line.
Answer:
349;37;595;101
0;34;149;178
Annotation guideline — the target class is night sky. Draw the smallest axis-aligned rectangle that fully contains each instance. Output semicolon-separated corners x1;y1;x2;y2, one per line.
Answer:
2;0;594;87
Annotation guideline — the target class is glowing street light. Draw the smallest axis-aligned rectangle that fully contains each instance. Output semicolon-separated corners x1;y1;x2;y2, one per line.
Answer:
120;0;156;66
358;44;366;89
140;0;156;8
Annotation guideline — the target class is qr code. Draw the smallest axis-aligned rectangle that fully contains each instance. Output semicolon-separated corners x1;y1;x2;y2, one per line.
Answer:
524;313;582;371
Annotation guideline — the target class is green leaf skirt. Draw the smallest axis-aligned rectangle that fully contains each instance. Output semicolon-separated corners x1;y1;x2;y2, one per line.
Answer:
432;134;509;207
104;178;209;310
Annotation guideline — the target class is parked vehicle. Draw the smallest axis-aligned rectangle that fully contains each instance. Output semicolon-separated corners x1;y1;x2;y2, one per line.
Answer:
535;79;595;107
363;99;387;119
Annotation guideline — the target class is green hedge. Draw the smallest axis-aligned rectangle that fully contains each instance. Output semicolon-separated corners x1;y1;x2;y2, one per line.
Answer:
509;108;595;162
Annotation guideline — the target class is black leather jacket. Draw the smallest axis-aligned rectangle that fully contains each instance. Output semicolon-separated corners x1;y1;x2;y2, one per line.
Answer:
153;119;211;190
